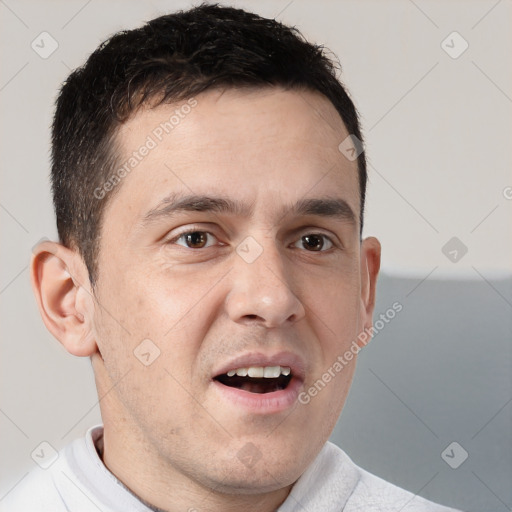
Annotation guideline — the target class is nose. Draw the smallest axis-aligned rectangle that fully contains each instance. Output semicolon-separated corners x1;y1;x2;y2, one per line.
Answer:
225;237;306;328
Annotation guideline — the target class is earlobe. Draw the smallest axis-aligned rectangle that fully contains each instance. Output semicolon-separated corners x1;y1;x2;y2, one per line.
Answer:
31;240;97;357
359;236;381;334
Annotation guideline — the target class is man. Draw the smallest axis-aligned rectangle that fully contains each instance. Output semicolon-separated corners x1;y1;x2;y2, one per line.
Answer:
6;3;461;511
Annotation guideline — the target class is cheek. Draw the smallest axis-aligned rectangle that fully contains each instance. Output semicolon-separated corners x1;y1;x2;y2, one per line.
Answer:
92;289;211;437
306;269;362;339
301;267;362;418
96;259;190;338
93;260;221;382
325;362;356;430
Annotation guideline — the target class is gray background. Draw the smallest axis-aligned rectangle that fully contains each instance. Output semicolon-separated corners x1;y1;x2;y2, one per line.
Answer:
1;1;511;511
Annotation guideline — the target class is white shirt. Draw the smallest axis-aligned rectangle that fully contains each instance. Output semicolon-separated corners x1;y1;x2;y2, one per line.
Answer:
1;425;461;511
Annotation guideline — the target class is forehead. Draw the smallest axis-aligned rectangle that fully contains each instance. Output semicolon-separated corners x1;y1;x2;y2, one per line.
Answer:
106;87;360;230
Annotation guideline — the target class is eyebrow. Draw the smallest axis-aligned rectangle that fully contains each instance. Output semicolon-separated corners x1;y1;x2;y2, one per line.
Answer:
141;193;356;226
293;197;356;223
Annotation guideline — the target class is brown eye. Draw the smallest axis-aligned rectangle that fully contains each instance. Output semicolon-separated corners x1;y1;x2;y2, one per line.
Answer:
294;234;333;252
174;231;216;249
303;234;323;251
185;232;207;248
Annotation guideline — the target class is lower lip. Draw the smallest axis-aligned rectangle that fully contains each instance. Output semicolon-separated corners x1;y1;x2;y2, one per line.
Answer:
212;377;303;414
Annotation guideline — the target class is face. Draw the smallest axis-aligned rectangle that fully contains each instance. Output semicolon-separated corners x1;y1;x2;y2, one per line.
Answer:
89;88;379;495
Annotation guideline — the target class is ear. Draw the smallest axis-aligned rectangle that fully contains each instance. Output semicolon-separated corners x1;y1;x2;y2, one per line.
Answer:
357;236;381;345
31;240;97;357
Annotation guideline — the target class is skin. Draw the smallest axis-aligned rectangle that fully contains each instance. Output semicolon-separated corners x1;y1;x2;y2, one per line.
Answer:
32;87;380;512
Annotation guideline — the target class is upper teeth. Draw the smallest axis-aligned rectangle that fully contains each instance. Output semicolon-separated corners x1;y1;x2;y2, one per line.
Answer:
226;366;291;378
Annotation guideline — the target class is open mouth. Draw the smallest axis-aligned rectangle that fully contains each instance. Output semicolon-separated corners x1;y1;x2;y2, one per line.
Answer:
214;366;293;394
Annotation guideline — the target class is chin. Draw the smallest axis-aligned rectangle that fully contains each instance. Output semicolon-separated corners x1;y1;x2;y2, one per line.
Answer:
204;436;317;494
206;464;300;496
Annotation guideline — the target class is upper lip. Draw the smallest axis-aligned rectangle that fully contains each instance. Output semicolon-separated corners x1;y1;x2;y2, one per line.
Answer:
212;351;306;381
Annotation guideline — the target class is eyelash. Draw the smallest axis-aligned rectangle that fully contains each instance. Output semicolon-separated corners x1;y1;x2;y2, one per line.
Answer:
167;228;336;252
